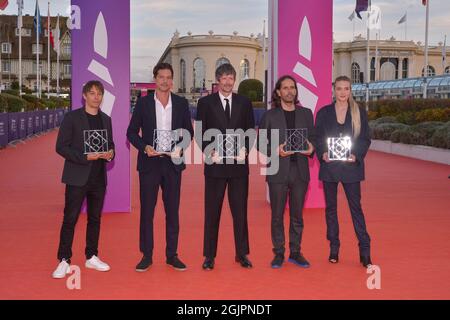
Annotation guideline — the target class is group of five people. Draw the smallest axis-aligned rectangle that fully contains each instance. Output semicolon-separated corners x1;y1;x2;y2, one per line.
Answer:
52;62;372;279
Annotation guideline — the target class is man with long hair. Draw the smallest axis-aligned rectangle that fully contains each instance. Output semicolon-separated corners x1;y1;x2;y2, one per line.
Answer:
258;75;315;268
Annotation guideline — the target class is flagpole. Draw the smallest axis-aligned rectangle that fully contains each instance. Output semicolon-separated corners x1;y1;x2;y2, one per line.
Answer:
18;0;23;96
423;0;429;98
262;19;266;103
56;14;60;97
443;34;447;74
36;1;40;98
47;2;50;99
405;10;407;40
365;0;371;111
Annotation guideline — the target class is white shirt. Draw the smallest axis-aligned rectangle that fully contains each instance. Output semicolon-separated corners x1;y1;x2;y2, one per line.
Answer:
219;91;232;114
154;93;172;130
154;93;173;152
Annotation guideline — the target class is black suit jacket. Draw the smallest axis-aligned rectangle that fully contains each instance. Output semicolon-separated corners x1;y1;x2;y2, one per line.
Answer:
195;92;255;178
126;92;194;173
258;106;316;183
314;103;371;183
55;107;115;186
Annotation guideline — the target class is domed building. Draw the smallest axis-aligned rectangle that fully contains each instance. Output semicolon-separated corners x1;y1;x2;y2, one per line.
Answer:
158;30;267;94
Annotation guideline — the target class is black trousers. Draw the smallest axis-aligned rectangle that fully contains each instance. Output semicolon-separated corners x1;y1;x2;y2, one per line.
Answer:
268;165;308;256
139;157;181;259
323;181;371;257
203;175;249;258
57;181;106;261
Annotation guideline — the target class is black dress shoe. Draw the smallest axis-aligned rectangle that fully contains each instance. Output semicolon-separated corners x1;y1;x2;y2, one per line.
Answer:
166;255;187;271
136;256;152;272
235;255;253;268
202;257;214;270
360;255;373;268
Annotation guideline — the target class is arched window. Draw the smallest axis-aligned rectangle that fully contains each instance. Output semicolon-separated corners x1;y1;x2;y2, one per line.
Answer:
215;57;230;69
351;62;361;84
402;59;408;79
239;59;250;81
180;59;186;92
193;57;206;89
370;57;376;81
422;65;436;77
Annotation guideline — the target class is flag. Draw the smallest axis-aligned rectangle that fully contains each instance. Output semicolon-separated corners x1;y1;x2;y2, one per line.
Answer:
54;14;60;55
17;0;23;29
34;0;41;35
422;0;427;6
368;5;381;30
47;4;54;48
355;0;369;19
348;11;355;21
0;0;8;11
398;12;407;24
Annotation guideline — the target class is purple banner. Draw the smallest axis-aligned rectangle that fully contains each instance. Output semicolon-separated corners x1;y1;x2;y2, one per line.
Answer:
8;112;19;142
0;113;8;147
18;112;27;139
56;109;65;126
48;110;55;129
27;112;34;136
34;111;42;134
71;0;131;212
41;110;48;131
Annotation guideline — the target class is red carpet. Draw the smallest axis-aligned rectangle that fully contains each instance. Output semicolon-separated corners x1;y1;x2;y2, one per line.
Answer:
0;130;449;299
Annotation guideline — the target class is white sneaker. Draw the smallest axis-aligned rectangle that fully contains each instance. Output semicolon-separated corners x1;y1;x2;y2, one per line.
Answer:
52;259;71;279
85;255;110;272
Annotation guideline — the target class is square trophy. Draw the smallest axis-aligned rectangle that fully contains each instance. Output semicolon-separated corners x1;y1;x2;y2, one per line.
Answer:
217;133;241;159
327;136;352;161
285;128;308;152
83;129;109;154
153;129;179;154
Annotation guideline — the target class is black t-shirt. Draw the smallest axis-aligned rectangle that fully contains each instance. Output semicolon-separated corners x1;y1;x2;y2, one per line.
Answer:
283;109;297;162
86;111;105;185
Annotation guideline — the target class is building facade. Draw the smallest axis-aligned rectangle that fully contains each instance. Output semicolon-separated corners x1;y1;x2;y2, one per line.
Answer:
333;35;450;84
158;30;267;94
0;15;71;92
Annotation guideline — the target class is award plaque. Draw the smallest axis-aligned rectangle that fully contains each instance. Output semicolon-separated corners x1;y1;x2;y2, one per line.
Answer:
217;133;240;159
285;128;308;152
153;129;179;154
83;129;109;154
327;136;352;161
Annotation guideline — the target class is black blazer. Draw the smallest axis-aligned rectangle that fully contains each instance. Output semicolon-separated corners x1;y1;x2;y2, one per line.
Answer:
258;106;315;183
195;92;255;178
314;103;371;183
126;92;194;173
55;107;115;187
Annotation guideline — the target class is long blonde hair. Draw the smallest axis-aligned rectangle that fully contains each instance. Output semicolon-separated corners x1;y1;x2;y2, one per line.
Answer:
334;76;361;138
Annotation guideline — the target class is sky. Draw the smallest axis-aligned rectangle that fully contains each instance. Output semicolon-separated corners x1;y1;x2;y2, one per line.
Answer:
2;0;449;82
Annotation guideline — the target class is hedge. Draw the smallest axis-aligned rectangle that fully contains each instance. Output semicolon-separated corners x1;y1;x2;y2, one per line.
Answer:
370;118;450;149
238;79;263;102
0;93;27;113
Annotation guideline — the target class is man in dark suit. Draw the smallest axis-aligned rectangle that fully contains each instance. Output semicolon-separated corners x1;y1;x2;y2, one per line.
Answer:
196;63;255;270
258;75;315;269
127;63;194;272
53;80;115;279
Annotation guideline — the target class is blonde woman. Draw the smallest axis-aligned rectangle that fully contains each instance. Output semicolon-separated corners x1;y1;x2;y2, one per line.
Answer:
314;76;373;268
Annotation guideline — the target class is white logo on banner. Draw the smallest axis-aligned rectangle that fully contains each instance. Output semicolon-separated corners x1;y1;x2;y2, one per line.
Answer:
293;17;318;113
87;12;116;116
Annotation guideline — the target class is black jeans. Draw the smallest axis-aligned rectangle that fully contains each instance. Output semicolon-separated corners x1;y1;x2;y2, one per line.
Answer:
57;181;106;261
323;181;371;257
268;165;308;256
